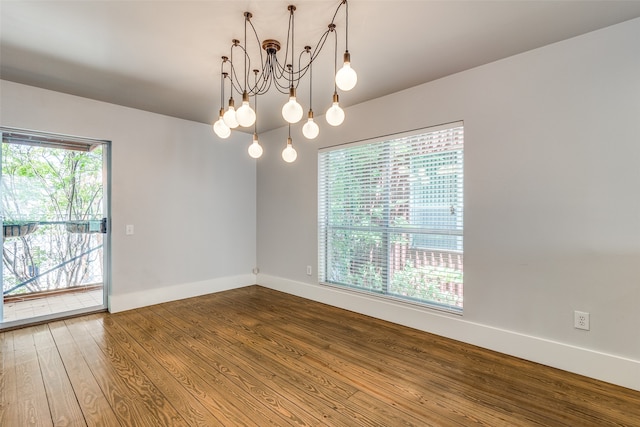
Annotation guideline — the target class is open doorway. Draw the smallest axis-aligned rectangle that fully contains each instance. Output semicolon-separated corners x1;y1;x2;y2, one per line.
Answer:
1;128;110;328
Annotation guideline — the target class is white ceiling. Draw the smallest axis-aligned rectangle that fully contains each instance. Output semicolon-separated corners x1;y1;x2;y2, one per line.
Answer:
2;1;640;132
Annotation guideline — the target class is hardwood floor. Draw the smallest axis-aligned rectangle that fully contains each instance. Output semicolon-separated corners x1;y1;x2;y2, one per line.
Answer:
1;285;638;426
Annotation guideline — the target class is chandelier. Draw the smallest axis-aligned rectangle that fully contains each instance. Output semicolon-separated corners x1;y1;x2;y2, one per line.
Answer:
212;0;357;163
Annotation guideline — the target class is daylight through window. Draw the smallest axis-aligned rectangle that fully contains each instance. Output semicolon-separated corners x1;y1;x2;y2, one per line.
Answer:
318;123;464;310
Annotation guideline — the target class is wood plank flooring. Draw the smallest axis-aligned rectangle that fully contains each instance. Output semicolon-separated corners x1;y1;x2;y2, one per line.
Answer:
1;285;639;426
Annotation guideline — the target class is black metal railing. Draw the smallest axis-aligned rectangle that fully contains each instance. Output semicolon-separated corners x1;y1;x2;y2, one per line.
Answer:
3;220;105;296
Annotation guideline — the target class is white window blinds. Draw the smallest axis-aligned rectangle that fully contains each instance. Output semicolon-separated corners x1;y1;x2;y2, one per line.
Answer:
318;123;464;310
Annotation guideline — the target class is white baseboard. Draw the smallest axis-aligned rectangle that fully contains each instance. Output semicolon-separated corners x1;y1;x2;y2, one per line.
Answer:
109;274;255;313
258;274;640;392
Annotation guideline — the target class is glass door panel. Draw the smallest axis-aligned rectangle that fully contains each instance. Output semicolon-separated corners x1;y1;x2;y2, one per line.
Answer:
1;128;109;327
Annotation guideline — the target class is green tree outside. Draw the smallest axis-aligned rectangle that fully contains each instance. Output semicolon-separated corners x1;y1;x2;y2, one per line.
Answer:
2;143;104;296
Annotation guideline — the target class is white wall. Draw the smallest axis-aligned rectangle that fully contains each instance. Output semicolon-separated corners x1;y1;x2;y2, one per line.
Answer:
256;18;640;390
0;81;257;312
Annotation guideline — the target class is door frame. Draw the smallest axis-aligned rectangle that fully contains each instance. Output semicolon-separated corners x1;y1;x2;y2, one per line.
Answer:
0;126;111;329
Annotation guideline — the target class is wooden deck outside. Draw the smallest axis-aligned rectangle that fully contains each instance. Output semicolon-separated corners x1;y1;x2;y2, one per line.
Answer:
1;285;638;426
2;286;103;323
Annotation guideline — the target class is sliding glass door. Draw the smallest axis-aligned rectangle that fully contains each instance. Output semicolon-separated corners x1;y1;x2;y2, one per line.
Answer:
1;128;110;327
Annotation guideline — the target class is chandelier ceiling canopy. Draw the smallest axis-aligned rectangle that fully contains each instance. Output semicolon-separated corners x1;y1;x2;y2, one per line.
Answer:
212;0;356;163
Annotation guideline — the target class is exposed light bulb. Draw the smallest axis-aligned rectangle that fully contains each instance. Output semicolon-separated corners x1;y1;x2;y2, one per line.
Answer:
326;93;345;126
335;52;357;91
223;98;239;129
282;137;297;163
248;133;263;159
213;108;231;138
302;111;319;139
213;120;231;139
281;88;303;124
236;92;256;127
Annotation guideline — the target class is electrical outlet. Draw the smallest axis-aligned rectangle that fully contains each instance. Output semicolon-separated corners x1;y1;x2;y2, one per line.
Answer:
306;265;312;276
574;311;590;331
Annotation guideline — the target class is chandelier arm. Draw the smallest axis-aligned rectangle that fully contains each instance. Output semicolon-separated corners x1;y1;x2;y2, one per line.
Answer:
253;72;271;95
246;18;266;96
228;61;246;96
259;55;278;94
272;77;290;95
258;54;285;95
297;35;321;79
271;67;293;93
219;59;227;109
236;44;254;95
253;54;286;95
243;14;248;91
273;74;292;93
247;18;265;68
248;50;272;96
231;81;244;95
329;0;345;25
273;59;288;81
258;73;276;95
344;0;349;51
292;50;307;88
333;24;338;92
291;5;296;90
310;29;332;62
258;56;276;94
253;70;258;133
266;75;289;95
295;29;331;85
275;9;293;84
255;77;269;95
260;45;287;82
229;65;245;95
247;74;262;96
308;48;313;109
285;28;331;86
228;48;234;100
292;48;315;88
228;43;245;99
267;56;290;95
229;64;244;95
272;56;293;90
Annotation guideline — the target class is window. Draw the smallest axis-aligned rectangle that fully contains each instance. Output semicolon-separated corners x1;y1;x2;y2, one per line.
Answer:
318;123;463;311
